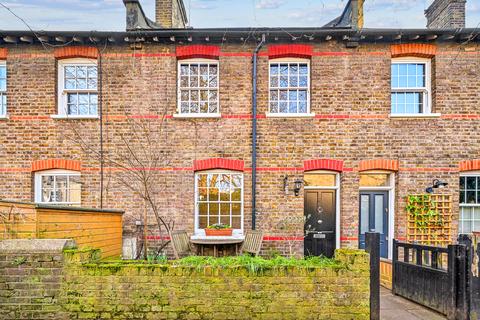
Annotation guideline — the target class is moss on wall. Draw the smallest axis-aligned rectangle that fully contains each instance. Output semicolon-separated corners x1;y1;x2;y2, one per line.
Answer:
0;245;370;320
59;249;370;319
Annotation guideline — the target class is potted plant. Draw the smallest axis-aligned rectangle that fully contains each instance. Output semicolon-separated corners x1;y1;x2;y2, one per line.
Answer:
205;223;233;236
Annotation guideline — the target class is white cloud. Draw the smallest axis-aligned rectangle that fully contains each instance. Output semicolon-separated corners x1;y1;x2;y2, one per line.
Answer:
256;0;285;10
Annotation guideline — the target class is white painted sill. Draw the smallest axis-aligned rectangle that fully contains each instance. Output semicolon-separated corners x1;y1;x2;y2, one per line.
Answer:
0;115;8;120
190;234;245;241
51;115;99;120
173;113;221;119
389;113;441;119
265;112;316;118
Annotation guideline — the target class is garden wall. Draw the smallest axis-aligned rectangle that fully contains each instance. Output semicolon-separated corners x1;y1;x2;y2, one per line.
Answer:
0;239;370;320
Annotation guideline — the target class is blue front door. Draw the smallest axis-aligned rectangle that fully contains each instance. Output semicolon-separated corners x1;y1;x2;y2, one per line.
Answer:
359;191;389;258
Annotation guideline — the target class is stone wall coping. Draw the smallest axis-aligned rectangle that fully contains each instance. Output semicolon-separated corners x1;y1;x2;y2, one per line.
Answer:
0;239;76;252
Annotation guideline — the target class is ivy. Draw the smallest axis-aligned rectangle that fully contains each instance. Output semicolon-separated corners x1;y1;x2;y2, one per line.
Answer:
406;194;444;231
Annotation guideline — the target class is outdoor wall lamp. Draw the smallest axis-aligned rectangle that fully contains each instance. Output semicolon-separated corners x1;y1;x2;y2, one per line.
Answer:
425;179;449;194
294;179;303;196
283;176;303;196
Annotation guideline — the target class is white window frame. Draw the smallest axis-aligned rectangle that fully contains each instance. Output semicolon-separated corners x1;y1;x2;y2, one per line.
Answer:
359;170;396;260
304;170;341;249
459;171;480;234
54;58;98;119
34;169;81;205
390;57;438;118
193;170;244;237
0;60;6;118
174;58;220;119
266;58;314;118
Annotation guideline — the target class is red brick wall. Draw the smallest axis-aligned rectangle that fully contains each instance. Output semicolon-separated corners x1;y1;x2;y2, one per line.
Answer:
0;42;479;256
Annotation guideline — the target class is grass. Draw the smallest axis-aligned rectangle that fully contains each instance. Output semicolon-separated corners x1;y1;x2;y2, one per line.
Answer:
172;254;341;271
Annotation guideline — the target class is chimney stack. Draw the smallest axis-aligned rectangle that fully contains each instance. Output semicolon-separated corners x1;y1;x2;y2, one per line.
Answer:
425;0;466;29
155;0;188;28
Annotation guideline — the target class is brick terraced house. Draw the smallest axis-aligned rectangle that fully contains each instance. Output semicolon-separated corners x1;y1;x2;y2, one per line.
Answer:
0;0;479;259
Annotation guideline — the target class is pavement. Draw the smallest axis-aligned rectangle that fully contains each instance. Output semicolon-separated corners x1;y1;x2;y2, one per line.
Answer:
380;287;446;320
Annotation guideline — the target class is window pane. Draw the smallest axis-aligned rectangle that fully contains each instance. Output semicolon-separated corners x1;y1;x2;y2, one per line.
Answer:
232;216;241;229
220;203;230;215
467;191;476;204
199;216;208;229
374;195;384;233
208;188;219;202
460;177;465;190
199;203;208;215
304;174;336;187
360;195;369;234
467;177;476;190
359;174;390;187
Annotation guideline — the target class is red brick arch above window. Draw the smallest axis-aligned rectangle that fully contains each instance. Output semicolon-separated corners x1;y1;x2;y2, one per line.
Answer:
303;159;344;172
0;48;7;59
54;46;98;60
193;158;244;172
459;160;480;172
267;45;313;59
176;45;221;60
391;44;437;58
31;159;81;172
359;159;399;172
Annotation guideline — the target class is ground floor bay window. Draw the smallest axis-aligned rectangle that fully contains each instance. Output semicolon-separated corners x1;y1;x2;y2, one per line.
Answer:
194;171;243;236
459;173;480;234
34;169;81;205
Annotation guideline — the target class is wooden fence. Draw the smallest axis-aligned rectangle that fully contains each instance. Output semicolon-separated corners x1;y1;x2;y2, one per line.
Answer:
393;240;470;320
0;200;124;259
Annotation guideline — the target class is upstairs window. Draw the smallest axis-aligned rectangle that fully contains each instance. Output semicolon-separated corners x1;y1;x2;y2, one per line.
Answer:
0;61;6;117
391;58;431;115
34;170;81;205
57;59;98;117
459;174;480;234
269;60;310;115
178;59;219;115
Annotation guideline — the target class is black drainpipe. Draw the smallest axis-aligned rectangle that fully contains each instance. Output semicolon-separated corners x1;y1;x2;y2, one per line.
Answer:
251;34;266;230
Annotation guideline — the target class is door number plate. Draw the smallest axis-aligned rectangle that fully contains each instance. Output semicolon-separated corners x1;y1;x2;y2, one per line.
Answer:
313;233;326;239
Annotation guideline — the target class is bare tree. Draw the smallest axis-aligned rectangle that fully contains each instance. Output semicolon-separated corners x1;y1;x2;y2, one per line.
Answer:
67;111;174;259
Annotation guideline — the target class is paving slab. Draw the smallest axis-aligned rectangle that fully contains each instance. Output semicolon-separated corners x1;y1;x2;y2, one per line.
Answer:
380;287;446;320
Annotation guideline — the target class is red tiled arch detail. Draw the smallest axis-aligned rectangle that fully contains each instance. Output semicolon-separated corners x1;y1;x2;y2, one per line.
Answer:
0;48;7;60
391;44;437;58
459;160;480;172
176;45;221;60
267;45;313;59
31;159;81;172
303;159;344;172
193;158;244;172
54;46;98;60
359;159;399;172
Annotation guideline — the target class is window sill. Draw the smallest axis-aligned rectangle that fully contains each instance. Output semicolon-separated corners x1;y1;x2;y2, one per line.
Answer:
265;112;316;118
172;113;221;119
389;113;441;119
0;115;8;120
191;234;245;241
51;115;99;120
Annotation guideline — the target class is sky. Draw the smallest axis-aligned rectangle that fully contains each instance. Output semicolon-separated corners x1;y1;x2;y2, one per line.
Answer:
0;0;478;31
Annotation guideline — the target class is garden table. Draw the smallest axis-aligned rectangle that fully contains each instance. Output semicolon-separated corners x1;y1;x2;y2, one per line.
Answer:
190;236;244;257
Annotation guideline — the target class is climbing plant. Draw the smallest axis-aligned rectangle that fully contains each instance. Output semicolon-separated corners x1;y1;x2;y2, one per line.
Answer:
406;194;452;246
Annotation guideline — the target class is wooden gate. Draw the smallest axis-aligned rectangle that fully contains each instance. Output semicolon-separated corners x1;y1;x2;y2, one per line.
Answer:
392;240;470;320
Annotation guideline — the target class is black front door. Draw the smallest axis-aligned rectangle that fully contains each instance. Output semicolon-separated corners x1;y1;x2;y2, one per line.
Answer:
304;190;336;258
359;191;389;258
